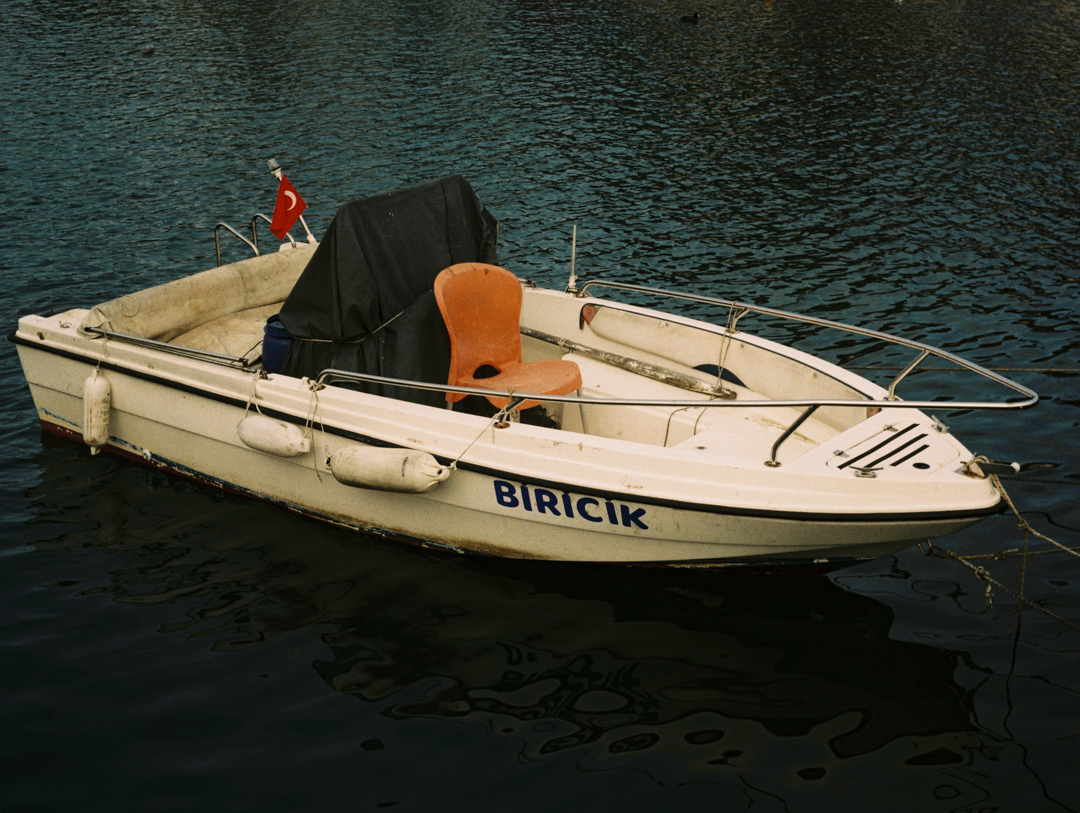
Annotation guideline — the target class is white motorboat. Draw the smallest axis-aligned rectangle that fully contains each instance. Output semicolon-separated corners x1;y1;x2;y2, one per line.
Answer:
12;175;1037;572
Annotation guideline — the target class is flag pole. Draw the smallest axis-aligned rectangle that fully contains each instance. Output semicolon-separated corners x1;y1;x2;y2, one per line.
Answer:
267;158;317;243
566;225;578;294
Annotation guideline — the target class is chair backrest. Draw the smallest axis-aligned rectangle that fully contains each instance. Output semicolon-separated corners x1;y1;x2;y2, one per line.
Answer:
434;263;523;383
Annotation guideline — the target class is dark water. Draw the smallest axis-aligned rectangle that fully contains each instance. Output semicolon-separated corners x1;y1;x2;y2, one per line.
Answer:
3;0;1079;809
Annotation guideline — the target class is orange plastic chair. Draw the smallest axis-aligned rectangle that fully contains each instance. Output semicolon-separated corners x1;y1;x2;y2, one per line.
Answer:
434;263;582;411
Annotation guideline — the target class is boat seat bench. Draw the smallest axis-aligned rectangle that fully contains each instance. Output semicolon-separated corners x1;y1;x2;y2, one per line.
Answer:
79;245;316;358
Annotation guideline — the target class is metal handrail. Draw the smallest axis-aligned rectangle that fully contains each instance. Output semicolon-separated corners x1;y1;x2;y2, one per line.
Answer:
767;405;820;466
77;281;1037;412
574;280;1039;410
250;213;297;254
76;272;1039;413
888;349;929;400
77;279;1037;470
214;222;259;267
81;326;253;368
313;368;1031;411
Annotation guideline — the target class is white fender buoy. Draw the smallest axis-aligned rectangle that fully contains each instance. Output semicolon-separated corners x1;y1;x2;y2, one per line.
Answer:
82;368;111;455
330;446;451;493
237;414;311;457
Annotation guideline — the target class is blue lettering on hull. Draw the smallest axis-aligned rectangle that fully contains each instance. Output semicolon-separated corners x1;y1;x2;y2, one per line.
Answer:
492;480;649;530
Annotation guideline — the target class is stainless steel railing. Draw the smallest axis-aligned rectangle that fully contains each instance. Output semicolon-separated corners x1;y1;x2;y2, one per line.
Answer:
214;216;299;266
214;222;258;267
312;369;1032;412
574;280;1039;410
81;326;255;368
79;278;1038;467
250;213;297;255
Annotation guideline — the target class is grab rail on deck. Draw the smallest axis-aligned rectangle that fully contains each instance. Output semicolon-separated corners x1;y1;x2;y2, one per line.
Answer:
214;222;259;267
766;405;820;467
81;281;1035;410
312;368;1032;412
78;278;1038;467
250;213;297;255
81;326;254;368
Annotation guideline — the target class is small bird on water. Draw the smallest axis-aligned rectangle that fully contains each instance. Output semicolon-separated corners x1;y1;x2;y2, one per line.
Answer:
680;11;699;23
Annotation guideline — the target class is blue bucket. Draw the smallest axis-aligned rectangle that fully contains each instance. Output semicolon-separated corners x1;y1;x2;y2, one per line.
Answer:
263;314;292;374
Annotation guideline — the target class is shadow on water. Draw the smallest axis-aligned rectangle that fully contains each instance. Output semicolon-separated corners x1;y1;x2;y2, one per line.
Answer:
16;434;1068;808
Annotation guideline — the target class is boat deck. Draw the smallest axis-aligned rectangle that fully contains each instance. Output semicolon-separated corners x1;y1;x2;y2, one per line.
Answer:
151;275;847;466
561;352;836;461
170;303;280;360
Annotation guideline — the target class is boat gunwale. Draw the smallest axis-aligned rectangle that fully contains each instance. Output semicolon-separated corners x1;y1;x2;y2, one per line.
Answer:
30;272;1037;412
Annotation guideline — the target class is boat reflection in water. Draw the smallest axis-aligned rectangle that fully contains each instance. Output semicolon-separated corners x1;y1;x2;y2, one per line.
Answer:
29;439;1036;807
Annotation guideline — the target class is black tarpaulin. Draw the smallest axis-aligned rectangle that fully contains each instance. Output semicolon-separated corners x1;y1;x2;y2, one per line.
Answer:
276;175;498;407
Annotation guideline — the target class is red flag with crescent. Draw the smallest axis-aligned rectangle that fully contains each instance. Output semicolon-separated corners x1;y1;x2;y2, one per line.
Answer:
269;175;306;239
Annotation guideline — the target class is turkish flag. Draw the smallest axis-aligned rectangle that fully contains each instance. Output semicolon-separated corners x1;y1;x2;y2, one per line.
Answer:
269;175;306;239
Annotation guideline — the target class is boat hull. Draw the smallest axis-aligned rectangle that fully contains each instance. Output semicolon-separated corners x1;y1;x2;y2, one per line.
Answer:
16;331;996;571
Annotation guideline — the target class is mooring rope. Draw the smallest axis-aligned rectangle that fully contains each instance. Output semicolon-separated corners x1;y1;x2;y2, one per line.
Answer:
289;310;406;345
713;303;739;399
239;369;268;421
991;472;1080;560
447;405;517;471
932;464;1080;632
933;547;1080;632
653;302;743;447
302;377;328;482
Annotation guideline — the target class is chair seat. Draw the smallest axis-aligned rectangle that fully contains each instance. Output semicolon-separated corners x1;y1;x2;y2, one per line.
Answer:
461;359;583;410
435;262;583;412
